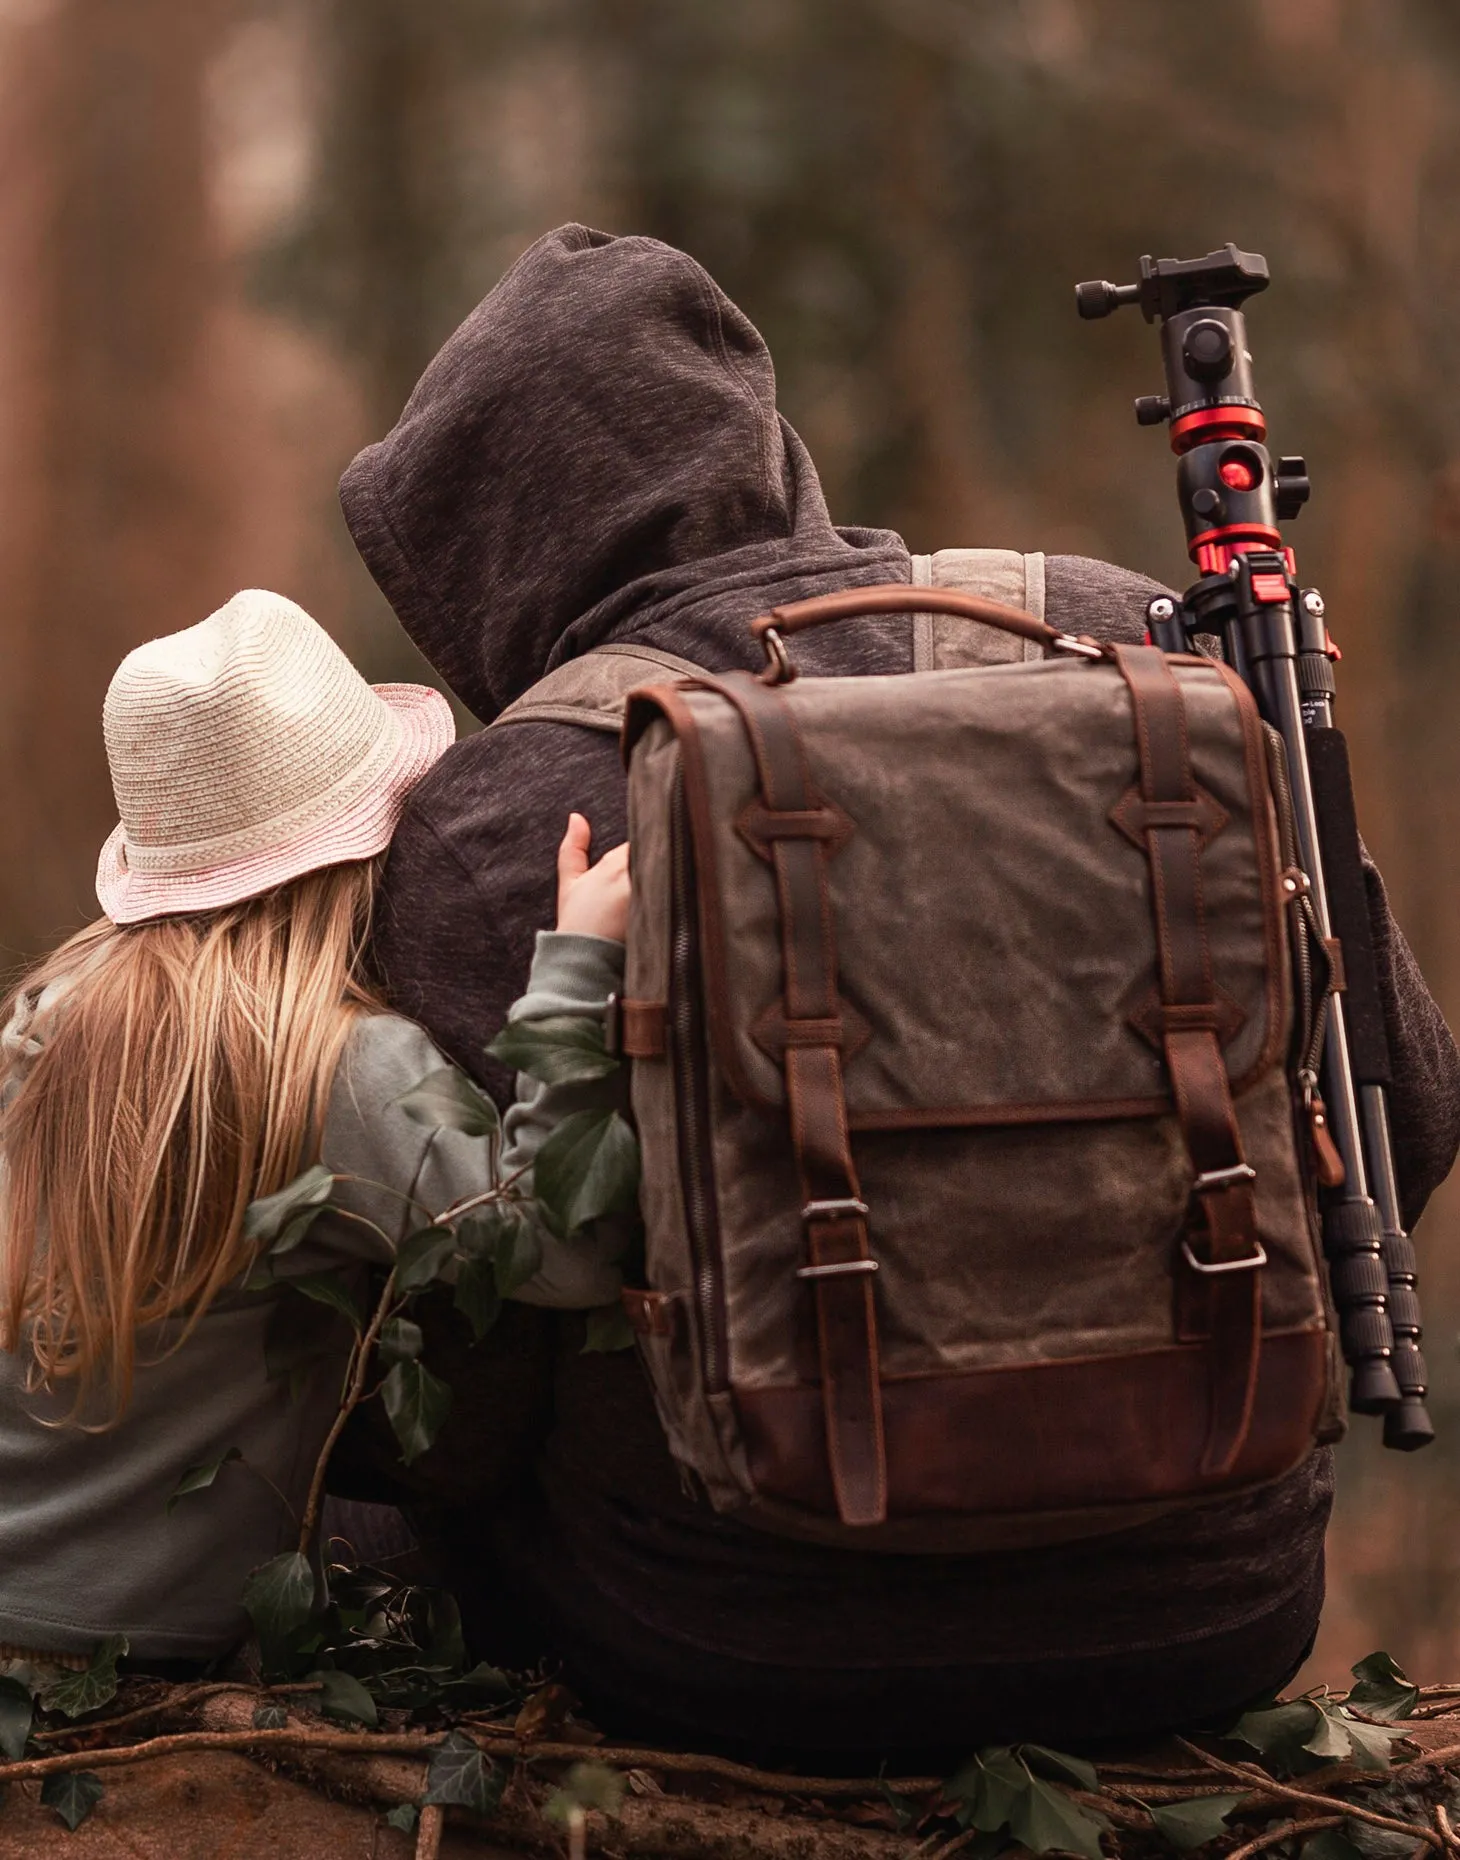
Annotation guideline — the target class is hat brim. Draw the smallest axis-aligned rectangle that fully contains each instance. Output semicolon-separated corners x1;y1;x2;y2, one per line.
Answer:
96;684;455;925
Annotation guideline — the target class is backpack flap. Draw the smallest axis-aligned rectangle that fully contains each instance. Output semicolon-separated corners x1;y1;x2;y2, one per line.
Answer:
621;652;1332;1539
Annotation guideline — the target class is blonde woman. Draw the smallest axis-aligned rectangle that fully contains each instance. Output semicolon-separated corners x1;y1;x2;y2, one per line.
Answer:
0;589;627;1671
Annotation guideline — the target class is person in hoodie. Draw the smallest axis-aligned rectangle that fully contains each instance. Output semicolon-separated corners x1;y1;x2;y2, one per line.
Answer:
337;224;1460;1760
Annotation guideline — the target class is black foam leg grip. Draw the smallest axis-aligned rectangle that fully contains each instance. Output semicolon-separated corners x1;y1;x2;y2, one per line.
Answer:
1305;725;1392;1087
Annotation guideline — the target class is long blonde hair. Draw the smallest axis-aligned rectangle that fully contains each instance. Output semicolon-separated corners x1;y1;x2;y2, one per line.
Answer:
0;861;381;1418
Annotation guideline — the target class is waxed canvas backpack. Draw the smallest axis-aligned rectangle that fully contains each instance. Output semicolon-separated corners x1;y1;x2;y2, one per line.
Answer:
495;550;1342;1549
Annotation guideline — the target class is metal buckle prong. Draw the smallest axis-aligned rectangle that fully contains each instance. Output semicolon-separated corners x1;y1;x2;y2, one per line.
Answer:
796;1258;880;1281
1192;1162;1257;1193
801;1197;870;1222
1181;1238;1267;1276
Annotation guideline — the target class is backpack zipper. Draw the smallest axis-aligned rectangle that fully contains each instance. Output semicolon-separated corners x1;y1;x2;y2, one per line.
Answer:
670;777;729;1392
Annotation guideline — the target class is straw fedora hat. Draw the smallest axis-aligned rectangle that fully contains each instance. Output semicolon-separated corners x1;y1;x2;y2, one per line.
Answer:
96;589;455;924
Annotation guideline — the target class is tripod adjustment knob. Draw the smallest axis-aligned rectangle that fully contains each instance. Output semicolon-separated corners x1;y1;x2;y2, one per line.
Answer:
1182;318;1235;382
1275;455;1311;520
1134;395;1170;426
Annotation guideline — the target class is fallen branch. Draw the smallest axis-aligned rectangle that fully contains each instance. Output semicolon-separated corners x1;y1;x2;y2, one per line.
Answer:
0;1723;437;1787
1174;1740;1440;1848
462;1727;943;1801
30;1679;322;1746
415;1802;445;1859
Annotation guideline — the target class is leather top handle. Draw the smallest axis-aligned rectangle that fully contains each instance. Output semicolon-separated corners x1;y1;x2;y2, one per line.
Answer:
749;583;1104;683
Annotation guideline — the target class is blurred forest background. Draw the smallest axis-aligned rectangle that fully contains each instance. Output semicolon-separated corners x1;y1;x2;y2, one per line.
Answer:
1;0;1458;1689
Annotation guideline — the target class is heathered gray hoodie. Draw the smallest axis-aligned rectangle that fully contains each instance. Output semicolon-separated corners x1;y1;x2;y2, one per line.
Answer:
341;224;1460;1754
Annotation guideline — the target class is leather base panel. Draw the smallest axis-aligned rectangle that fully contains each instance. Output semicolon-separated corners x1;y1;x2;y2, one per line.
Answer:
736;1328;1328;1519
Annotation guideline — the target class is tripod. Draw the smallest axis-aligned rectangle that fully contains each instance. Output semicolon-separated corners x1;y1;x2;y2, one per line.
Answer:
1076;244;1432;1450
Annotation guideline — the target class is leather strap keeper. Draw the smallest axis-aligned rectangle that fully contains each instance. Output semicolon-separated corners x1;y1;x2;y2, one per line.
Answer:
606;996;667;1059
620;1286;680;1339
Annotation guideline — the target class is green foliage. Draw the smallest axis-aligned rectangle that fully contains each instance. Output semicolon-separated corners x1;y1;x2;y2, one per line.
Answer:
1347;1651;1420;1722
288;1272;365;1331
386;1804;420;1833
166;1447;243;1514
244;1164;337;1251
422;1729;506;1815
252;1702;288;1729
378;1315;423;1365
459;1201;544;1296
1146;1794;1246;1850
487;1015;620;1086
394;1068;500;1139
582;1303;637;1353
381;1358;452;1463
534;1110;640;1235
944;1747;1108;1859
309;1667;378;1727
39;1636;128;1720
0;1677;33;1760
243;1552;317;1674
40;1770;104;1831
1227;1696;1401;1776
452;1252;503;1341
394;1227;459;1293
544;1760;625;1825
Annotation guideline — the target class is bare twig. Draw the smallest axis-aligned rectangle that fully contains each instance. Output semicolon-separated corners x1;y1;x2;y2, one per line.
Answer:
297;1265;402;1556
460;1727;943;1800
414;1803;444;1859
1174;1741;1439;1847
30;1680;322;1746
0;1724;438;1787
1225;1816;1345;1860
1436;1803;1460;1854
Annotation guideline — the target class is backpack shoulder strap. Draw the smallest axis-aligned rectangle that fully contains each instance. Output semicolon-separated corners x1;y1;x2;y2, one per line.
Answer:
491;642;706;735
909;548;1047;671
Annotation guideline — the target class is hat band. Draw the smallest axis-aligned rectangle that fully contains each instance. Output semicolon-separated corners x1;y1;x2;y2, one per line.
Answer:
119;708;403;878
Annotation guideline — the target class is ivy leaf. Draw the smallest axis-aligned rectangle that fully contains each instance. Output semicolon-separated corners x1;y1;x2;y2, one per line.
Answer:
288;1272;364;1331
452;1252;502;1342
39;1635;127;1719
1336;1711;1401;1771
252;1702;288;1729
533;1110;640;1236
422;1728;506;1815
378;1316;423;1366
394;1226;459;1293
242;1551;316;1655
0;1675;34;1759
40;1770;104;1830
1302;1706;1354;1763
582;1304;637;1353
386;1804;420;1833
309;1668;378;1728
458;1202;545;1296
167;1446;243;1515
1021;1747;1099;1792
1348;1651;1420;1721
441;1662;516;1705
544;1760;625;1824
1010;1775;1108;1860
946;1748;1030;1833
487;1015;619;1087
1147;1794;1247;1849
395;1068;500;1140
1229;1699;1327;1776
382;1359;453;1464
244;1163;336;1250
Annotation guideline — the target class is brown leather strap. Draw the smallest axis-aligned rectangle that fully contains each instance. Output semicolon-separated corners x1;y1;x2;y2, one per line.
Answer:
1113;645;1263;1478
618;999;666;1059
707;670;887;1527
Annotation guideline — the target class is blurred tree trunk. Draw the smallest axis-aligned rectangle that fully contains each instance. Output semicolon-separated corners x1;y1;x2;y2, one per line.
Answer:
0;0;233;961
